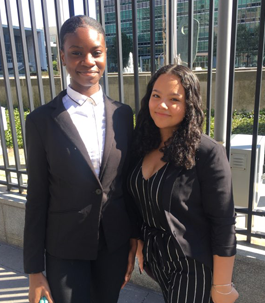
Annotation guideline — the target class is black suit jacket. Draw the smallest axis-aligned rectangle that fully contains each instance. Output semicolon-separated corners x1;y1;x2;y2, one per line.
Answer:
164;134;237;268
23;90;134;274
130;134;237;269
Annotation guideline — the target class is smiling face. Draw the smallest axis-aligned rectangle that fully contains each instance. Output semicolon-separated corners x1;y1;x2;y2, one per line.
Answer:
149;73;186;139
60;26;107;96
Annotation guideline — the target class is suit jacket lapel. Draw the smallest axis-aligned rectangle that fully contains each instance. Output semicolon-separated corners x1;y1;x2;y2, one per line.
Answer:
50;91;99;181
99;95;115;180
163;164;184;211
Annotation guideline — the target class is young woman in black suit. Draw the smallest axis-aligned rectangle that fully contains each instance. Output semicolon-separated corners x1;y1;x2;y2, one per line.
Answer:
23;15;137;303
128;64;239;303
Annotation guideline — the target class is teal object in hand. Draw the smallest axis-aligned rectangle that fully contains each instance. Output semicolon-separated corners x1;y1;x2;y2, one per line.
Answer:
39;297;48;303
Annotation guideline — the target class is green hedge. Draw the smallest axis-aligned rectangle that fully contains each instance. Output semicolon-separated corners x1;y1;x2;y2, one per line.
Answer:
4;108;29;148
3;108;265;149
204;109;265;138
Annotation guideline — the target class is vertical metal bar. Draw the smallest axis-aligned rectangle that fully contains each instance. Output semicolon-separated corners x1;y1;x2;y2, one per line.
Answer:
214;0;233;143
226;0;238;160
167;0;173;64
98;0;109;96
167;0;176;63
0;9;21;190
205;0;214;136
28;0;45;105
172;0;177;63
132;0;139;114
150;0;156;74
0;106;10;187
83;0;90;16
16;0;34;112
69;0;75;17
114;0;124;103
246;0;265;243
14;0;30;165
41;0;56;100
4;0;25;190
54;0;67;90
188;0;194;69
0;14;12;185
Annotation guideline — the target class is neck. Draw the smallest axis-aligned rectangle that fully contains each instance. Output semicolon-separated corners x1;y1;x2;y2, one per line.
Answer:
70;83;100;97
160;129;174;145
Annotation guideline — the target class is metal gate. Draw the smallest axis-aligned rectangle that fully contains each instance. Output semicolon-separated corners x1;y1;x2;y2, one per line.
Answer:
0;0;264;244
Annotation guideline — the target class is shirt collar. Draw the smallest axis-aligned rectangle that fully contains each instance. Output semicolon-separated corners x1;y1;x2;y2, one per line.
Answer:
66;85;104;106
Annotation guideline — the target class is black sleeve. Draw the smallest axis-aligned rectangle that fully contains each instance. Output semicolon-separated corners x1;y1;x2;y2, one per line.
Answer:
23;114;49;273
197;140;237;257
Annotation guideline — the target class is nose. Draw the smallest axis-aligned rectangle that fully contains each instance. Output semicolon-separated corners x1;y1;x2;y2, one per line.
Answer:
158;100;168;109
82;53;95;66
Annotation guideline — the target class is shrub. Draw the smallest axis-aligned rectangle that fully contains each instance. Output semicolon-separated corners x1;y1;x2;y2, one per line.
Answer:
53;60;58;71
203;109;265;138
4;108;29;148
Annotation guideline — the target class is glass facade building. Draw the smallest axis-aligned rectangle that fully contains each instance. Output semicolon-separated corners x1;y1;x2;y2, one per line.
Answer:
102;0;262;71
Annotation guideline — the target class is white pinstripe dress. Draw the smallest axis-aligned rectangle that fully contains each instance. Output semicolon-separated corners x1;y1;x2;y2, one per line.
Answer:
128;159;213;303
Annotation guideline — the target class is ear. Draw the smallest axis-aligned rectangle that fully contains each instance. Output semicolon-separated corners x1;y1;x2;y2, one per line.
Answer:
60;49;66;66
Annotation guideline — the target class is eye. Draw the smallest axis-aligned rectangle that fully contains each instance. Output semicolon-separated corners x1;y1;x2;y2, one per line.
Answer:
71;51;82;56
152;93;160;98
93;50;103;57
172;98;179;102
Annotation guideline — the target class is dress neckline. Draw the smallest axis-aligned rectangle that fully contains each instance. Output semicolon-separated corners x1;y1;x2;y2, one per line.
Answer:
141;162;169;181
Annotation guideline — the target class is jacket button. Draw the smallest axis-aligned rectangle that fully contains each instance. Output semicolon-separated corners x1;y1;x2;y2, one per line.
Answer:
95;189;102;195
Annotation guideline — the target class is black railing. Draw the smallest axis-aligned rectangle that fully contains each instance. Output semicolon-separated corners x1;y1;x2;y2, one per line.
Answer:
0;0;264;244
243;0;265;242
205;0;214;136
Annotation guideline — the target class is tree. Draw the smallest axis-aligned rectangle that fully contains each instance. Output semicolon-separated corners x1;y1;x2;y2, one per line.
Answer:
236;24;259;66
107;33;133;72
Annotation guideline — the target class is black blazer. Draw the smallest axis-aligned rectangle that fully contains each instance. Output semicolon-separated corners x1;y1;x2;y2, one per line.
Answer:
23;90;134;274
131;134;237;269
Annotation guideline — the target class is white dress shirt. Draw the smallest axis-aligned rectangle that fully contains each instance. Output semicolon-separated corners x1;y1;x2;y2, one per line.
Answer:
62;85;106;177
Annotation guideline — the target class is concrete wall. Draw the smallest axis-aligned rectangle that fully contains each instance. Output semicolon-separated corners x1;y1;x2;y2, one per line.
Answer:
0;69;264;112
0;186;26;247
196;69;265;112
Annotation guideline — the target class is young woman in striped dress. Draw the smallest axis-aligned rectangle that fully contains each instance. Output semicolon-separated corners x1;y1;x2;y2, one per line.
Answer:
128;64;239;303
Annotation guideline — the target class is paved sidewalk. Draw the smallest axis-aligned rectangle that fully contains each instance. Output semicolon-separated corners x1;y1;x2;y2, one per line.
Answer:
0;242;163;303
2;240;265;303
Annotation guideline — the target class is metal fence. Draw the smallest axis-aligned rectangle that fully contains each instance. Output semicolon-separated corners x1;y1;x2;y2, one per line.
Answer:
0;0;265;244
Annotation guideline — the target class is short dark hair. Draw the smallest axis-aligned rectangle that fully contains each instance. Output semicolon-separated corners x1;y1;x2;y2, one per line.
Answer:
59;15;105;50
133;64;204;170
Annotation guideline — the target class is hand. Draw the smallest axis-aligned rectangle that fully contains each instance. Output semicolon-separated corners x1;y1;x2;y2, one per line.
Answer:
211;284;239;303
121;238;137;288
136;239;144;273
28;273;54;303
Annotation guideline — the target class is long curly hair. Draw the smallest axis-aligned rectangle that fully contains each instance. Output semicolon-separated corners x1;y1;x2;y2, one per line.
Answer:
133;64;204;170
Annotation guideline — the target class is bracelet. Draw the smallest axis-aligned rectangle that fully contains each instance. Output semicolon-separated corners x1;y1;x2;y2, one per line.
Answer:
212;283;235;295
212;282;234;287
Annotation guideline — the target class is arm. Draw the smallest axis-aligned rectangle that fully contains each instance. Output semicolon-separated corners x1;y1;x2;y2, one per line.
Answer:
121;238;137;288
198;139;237;258
24;114;49;273
197;138;238;302
24;114;52;302
136;239;144;273
211;255;239;303
121;107;141;287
